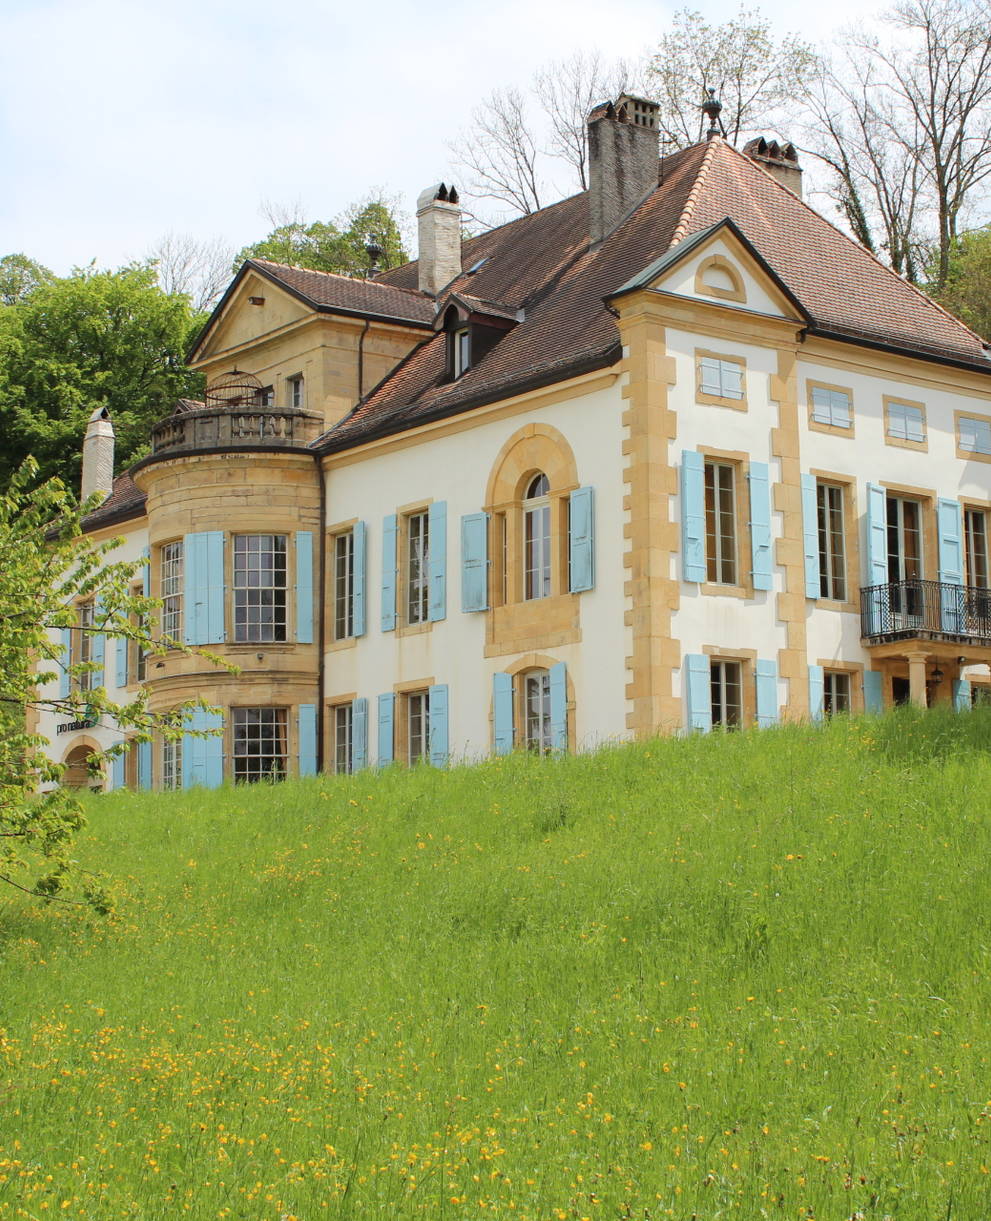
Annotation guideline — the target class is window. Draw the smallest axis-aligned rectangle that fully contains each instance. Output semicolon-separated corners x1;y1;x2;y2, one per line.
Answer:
887;494;925;618
234;534;288;643
697;353;745;404
965;509;989;589
816;483;846;601
333;531;355;640
160;540;183;640
162;735;182;791
287;375;304;409
333;704;353;774
257;385;275;408
824;671;851;715
77;602;96;692
885;398;926;446
405;511;430;625
704;461;737;584
809;384;852;430
233;707;287;782
710;660;742;729
406;690;430;764
453;327;471;377
524;670;553;753
959;415;991;456
523;473;552;600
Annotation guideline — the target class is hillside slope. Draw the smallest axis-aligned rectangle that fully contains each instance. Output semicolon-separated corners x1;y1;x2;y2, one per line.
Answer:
2;709;991;1219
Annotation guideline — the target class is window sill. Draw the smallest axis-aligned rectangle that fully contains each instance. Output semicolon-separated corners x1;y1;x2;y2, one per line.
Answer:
809;418;855;439
696;393;748;411
885;434;927;452
485;592;580;658
395;619;433;639
327;634;357;653
700;581;754;600
813;597;858;614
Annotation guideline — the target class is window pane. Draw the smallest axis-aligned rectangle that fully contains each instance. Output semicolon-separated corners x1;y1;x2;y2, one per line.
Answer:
234;535;288;643
162;735;182;791
406;512;430;625
960;416;991;455
334;704;353;774
334;532;354;640
232;707;287;783
161;541;183;640
407;691;429;764
710;660;742;728
525;671;552;752
816;483;846;601
704;462;737;584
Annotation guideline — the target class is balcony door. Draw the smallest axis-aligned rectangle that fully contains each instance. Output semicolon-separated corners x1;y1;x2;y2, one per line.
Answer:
965;508;991;629
887;495;923;620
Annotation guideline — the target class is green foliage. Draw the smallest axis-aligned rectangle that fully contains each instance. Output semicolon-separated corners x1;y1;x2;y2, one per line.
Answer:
3;709;990;1215
0;263;204;489
0;460;222;910
235;197;410;277
0;253;54;306
934;224;991;341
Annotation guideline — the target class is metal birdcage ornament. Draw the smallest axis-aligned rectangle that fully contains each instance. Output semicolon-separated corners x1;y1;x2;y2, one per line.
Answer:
204;369;265;409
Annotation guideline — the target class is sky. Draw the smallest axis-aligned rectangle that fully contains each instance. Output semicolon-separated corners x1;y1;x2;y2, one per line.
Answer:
1;0;876;278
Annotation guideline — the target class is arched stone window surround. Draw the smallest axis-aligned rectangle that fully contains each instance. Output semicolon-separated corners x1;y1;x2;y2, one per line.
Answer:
694;254;746;303
490;651;577;753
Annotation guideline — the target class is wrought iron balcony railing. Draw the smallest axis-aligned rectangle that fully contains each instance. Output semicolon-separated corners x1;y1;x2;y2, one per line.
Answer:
861;579;991;643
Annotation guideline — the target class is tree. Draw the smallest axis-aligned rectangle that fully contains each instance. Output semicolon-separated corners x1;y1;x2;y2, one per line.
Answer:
148;233;236;313
0;254;54;306
234;195;410;277
935;225;991;341
801;0;991;288
0;263;203;490
646;8;816;149
0;460;220;909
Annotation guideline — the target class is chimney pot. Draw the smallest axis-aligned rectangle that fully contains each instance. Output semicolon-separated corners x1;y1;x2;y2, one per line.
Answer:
743;135;803;197
587;93;660;247
416;182;462;296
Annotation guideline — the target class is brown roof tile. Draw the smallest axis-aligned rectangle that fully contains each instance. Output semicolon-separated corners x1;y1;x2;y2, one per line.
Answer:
82;473;146;531
248;259;436;327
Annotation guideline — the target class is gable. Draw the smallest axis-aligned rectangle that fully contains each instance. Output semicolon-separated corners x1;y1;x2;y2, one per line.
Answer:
633;228;805;322
192;271;313;366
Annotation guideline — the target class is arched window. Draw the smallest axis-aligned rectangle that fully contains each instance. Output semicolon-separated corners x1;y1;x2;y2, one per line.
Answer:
523;668;553;752
523;472;551;600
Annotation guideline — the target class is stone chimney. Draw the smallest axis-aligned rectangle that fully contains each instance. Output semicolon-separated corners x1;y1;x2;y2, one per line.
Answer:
81;405;114;505
588;94;660;246
417;183;462;296
742;138;803;198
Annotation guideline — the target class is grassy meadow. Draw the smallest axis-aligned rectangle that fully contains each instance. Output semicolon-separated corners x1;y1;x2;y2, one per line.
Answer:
3;708;991;1219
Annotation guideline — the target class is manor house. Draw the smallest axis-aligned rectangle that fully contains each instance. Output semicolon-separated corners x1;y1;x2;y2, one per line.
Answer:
43;96;991;789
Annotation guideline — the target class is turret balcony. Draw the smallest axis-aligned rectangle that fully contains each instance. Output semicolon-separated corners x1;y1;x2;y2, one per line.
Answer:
149;403;322;458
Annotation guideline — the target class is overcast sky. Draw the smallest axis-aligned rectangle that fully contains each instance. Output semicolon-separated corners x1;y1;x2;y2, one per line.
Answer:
1;0;876;277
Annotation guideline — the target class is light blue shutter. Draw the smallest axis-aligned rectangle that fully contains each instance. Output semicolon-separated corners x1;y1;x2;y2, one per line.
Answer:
185;532;226;645
685;654;712;731
295;532;313;644
352;697;368;771
428;684;449;766
115;633;128;688
801;474;820;599
381;515;398;632
748;463;772;591
59;627;72;699
680;451;706;582
111;752;125;791
953;679;972;711
866;484;888;586
352;521;367;637
141;546;150;597
184;708;224;789
755;658;778;727
938;497;964;632
569;486;595;593
377;693;395;765
808;664;825;722
461;513;490;611
863;671;884;715
428;501;447;622
549;662;568;754
92;597;106;687
137;739;152;791
298;704;317;777
493;672;514;755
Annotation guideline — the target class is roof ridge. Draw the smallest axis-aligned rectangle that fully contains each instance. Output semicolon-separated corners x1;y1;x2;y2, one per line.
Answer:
668;140;718;248
252;258;431;301
715;142;989;352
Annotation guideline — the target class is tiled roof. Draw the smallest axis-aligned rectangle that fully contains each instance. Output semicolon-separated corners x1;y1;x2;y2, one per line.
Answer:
81;473;146;530
315;139;990;454
246;260;436;327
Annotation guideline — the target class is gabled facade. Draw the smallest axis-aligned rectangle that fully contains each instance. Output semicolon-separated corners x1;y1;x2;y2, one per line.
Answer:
42;98;991;790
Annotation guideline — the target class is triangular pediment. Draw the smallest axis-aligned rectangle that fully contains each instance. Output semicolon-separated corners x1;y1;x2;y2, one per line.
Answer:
611;218;809;324
191;268;314;365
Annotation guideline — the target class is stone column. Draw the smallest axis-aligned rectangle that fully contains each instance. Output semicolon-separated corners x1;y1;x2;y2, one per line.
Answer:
906;650;929;708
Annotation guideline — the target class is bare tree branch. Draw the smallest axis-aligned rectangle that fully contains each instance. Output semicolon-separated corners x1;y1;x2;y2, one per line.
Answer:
149;233;237;312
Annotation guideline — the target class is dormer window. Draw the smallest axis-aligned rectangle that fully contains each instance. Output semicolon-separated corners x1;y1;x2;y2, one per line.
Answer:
453;327;471;377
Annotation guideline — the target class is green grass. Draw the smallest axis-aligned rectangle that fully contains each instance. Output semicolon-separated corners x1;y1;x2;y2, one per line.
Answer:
3;708;991;1220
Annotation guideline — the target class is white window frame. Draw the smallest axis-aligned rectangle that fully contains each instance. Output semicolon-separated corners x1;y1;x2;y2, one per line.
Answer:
233;534;288;644
453;327;471;377
162;734;182;791
710;659;742;729
333;531;355;640
810;385;851;429
823;671;851;715
333;703;353;775
524;670;553;753
816;482;847;601
886;400;925;443
965;508;989;589
406;690;430;764
704;460;737;585
405;511;430;625
287;374;304;410
232;707;288;783
523;473;552;601
699;355;744;401
160;540;183;641
959;415;991;456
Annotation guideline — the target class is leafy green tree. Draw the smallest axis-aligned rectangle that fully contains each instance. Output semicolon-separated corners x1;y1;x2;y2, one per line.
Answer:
235;196;409;276
0;263;203;489
0;460;222;909
935;225;991;341
0;253;54;306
